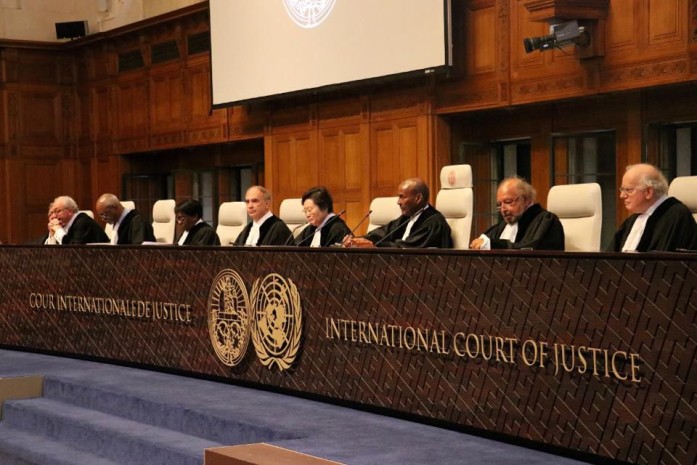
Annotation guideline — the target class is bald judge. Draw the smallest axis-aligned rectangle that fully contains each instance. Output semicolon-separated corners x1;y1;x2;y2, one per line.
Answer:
611;163;696;252
95;193;155;245
343;178;452;248
233;186;292;246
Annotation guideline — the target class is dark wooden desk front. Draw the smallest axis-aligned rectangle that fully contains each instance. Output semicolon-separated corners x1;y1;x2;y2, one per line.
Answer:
0;246;694;465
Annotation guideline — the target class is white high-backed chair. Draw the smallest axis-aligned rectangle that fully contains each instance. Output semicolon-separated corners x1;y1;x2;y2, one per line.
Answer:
435;164;473;249
279;198;308;238
668;175;697;222
80;210;94;219
105;200;136;241
547;183;602;252
367;197;400;233
216;202;247;246
151;199;176;244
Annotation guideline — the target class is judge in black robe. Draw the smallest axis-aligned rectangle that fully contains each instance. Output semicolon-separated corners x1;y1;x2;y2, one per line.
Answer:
295;217;351;247
114;210;156;245
344;178;452;249
61;213;109;244
611;163;697;252
49;195;110;245
365;205;452;248
175;199;220;246
470;176;564;251
96;194;155;245
234;214;292;246
611;197;696;251
295;185;350;247
482;203;564;250
181;221;220;246
233;186;293;246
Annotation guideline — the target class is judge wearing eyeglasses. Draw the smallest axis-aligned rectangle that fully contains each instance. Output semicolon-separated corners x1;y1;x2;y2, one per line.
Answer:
470;176;564;250
610;163;696;252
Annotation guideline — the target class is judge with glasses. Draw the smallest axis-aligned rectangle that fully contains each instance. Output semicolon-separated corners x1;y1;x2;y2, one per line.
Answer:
470;176;564;250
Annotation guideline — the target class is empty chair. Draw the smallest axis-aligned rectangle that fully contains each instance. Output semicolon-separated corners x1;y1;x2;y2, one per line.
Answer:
435;164;473;249
105;200;137;241
151;199;176;244
216;201;247;246
279;198;308;238
547;183;602;252
668;175;697;222
367;197;400;233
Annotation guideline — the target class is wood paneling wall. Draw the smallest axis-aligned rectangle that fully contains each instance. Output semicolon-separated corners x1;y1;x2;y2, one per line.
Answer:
0;1;695;243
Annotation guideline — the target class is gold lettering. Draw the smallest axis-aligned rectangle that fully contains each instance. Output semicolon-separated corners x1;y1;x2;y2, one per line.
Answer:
367;322;379;344
577;346;588;374
453;332;466;356
521;339;537;366
629;353;641;383
539;341;549;369
611;351;628;380
480;335;493;360
416;328;428;352
465;333;479;359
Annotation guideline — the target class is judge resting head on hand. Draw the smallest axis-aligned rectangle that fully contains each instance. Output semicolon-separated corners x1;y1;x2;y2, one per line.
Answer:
48;196;79;233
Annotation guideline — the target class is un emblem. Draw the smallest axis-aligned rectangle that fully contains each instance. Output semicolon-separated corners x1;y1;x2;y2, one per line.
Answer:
250;273;302;371
207;269;252;367
282;0;337;29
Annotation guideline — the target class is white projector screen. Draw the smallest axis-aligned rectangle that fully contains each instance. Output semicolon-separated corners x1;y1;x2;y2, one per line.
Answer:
210;0;451;107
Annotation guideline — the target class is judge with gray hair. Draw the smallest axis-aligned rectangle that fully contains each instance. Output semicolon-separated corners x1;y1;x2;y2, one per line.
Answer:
48;195;109;244
611;163;696;252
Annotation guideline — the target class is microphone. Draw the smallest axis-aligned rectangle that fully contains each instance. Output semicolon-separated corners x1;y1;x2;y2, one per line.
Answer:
372;206;427;247
282;221;309;246
347;210;372;237
295;210;346;247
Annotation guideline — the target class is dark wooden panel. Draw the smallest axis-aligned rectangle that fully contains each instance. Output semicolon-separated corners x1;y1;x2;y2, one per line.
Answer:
0;246;693;465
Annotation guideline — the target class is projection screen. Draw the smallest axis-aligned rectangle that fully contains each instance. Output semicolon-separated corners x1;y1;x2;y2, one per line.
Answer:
209;0;452;107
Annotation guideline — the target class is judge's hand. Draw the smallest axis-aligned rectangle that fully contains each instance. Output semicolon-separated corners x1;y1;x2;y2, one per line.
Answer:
347;237;375;248
48;219;62;234
470;237;486;249
342;235;375;248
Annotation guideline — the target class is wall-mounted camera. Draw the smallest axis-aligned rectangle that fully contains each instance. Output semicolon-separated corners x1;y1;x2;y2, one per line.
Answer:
523;20;589;53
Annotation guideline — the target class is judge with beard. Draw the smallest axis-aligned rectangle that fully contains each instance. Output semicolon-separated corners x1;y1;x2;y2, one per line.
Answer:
470;176;564;250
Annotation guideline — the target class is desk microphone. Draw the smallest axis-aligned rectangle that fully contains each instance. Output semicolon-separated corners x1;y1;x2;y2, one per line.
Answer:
348;210;372;237
283;221;309;246
295;210;346;247
372;206;426;247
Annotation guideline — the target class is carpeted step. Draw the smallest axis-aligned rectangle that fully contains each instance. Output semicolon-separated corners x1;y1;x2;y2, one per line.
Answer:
0;425;123;465
41;375;301;444
2;397;223;465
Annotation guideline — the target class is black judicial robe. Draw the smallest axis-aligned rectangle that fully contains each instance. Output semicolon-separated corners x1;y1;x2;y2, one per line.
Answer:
115;210;156;245
610;197;697;252
233;214;292;246
295;216;351;247
61;213;109;245
482;203;565;250
365;206;453;248
181;221;220;246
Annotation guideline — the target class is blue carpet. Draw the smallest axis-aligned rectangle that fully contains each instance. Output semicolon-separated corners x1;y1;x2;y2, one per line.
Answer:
0;349;589;465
